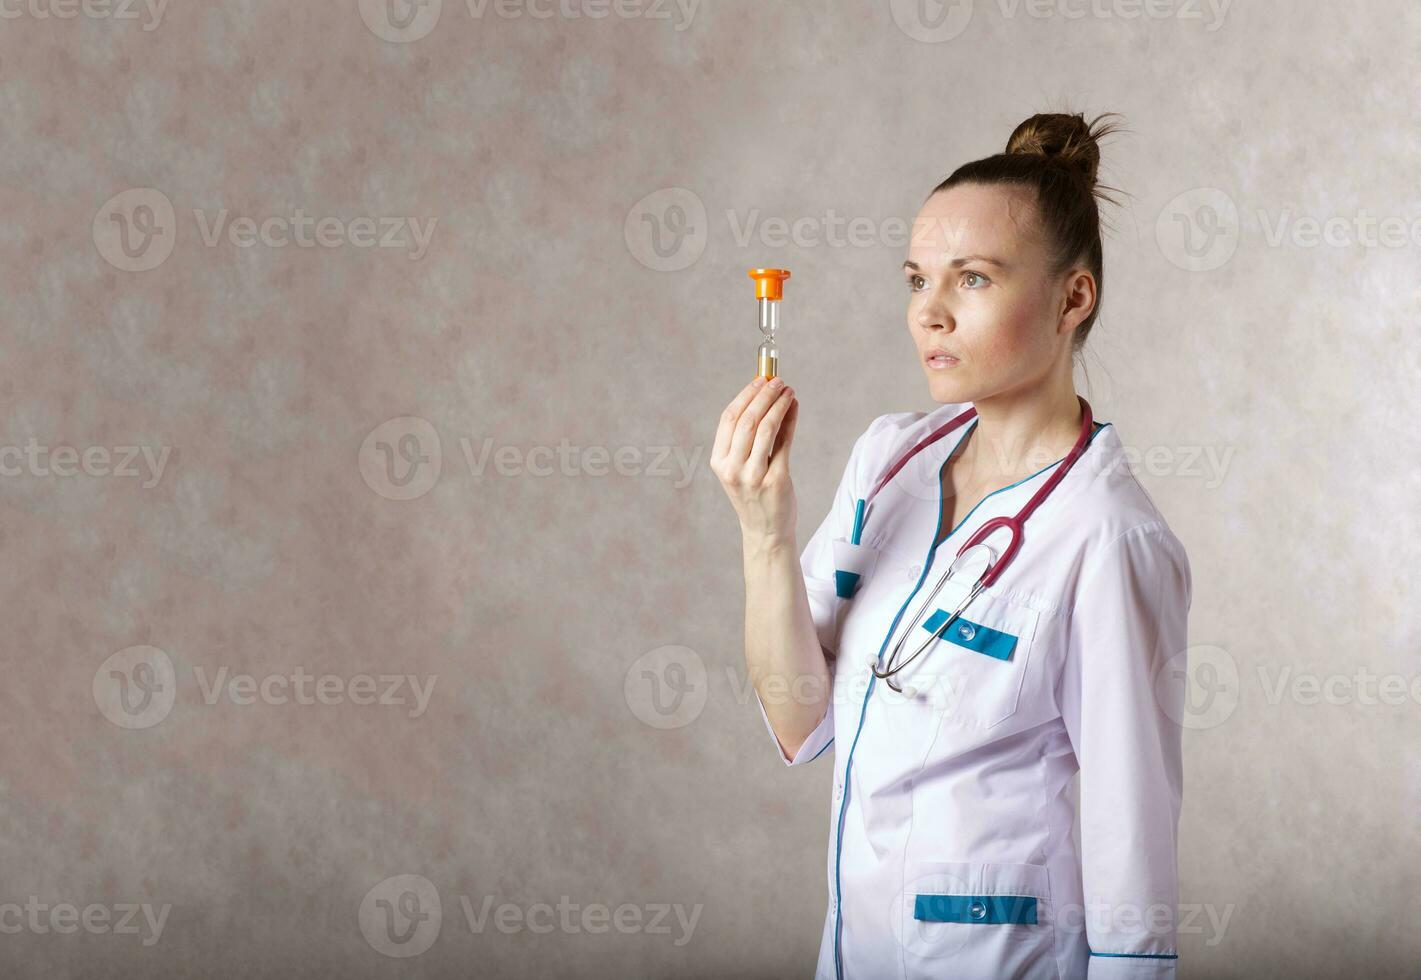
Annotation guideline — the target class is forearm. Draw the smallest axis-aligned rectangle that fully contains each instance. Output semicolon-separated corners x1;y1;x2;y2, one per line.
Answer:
742;532;831;759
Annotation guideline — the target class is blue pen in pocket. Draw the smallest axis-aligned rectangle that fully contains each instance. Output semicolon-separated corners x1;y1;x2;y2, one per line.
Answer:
832;498;879;599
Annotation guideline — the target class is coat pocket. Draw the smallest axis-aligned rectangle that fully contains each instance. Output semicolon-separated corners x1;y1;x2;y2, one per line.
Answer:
895;579;1040;731
831;538;880;598
897;860;1055;978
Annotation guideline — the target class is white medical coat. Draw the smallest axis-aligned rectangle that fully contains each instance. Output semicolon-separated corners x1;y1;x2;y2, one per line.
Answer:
757;402;1192;980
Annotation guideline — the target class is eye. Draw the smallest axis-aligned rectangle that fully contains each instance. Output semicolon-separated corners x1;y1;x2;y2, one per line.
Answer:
961;271;989;289
906;273;926;292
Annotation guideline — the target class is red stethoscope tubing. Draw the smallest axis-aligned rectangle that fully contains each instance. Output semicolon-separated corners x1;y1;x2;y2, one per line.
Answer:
861;395;1095;590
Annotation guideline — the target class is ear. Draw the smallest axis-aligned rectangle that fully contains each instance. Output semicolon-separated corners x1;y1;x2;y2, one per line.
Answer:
1057;267;1096;337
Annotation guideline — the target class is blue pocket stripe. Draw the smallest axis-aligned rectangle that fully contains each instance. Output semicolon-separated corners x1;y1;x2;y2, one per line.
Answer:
913;894;1038;924
834;570;862;599
921;611;1018;661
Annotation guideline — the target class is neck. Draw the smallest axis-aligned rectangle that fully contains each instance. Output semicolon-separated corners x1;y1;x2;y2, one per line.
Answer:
960;376;1084;481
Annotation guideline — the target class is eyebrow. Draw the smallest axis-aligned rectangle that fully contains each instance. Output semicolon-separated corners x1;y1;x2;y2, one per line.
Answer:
903;255;1010;272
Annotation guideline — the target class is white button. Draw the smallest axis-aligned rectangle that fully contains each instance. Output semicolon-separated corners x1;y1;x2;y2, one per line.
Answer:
957;623;976;641
970;900;986;919
908;563;922;578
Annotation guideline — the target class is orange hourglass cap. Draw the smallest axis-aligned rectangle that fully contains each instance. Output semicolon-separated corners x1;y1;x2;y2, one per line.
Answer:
748;268;791;301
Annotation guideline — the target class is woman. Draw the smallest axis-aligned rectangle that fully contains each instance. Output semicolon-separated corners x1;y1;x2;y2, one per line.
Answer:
712;112;1191;980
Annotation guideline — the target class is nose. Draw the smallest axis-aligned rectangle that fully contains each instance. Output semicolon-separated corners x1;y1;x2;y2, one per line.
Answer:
915;286;953;333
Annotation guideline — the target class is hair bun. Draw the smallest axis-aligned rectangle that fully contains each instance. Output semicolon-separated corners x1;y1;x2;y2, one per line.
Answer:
1005;112;1119;187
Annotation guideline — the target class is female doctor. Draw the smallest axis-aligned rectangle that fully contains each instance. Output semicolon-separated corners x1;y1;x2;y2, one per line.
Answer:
712;112;1191;980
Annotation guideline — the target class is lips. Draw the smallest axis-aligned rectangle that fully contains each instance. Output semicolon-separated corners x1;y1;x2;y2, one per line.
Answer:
925;348;960;367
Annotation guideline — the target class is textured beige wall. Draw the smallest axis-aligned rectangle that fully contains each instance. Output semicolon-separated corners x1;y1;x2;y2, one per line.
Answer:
2;0;1417;977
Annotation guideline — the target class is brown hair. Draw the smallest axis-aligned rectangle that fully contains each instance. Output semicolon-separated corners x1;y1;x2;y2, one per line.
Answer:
929;111;1127;353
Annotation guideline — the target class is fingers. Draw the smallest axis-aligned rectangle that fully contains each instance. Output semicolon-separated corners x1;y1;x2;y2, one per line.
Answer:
712;378;767;463
718;378;792;470
768;393;798;473
746;383;795;481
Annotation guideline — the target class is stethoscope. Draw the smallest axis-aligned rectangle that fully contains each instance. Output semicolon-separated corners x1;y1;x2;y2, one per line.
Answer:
847;396;1098;694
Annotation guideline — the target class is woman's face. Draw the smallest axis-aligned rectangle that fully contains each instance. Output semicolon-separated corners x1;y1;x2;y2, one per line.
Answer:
904;183;1088;404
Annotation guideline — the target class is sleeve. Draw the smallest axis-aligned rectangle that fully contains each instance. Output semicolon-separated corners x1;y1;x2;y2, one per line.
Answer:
756;412;896;767
1059;523;1193;977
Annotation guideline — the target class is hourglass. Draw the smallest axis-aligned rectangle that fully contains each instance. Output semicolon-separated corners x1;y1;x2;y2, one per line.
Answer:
747;268;791;380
